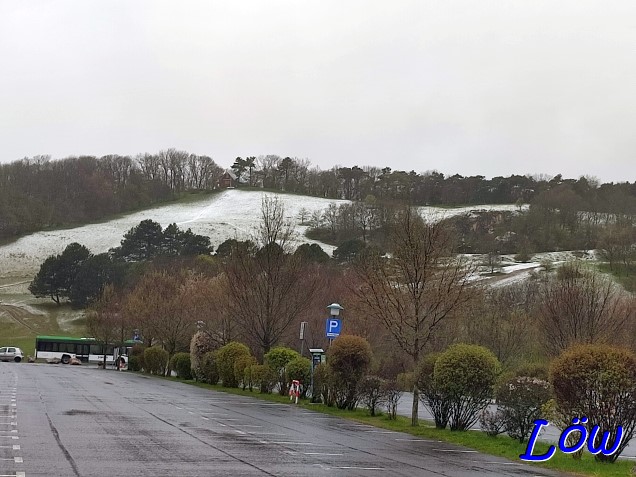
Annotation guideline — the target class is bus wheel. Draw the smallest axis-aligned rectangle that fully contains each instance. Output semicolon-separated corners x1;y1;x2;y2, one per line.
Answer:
61;355;71;364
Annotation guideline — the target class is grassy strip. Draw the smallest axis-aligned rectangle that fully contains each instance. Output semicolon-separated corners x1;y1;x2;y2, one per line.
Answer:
168;378;633;477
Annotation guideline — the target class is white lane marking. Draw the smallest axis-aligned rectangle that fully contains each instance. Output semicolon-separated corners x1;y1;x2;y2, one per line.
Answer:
247;432;286;436
201;417;209;420
14;457;23;463
271;441;328;446
304;452;344;456
174;406;182;410
17;472;26;477
336;466;384;470
235;430;246;435
13;445;20;450
232;425;262;428
0;436;19;439
433;449;477;453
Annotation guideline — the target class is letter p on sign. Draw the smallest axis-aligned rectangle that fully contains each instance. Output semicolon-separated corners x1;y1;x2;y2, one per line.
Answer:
326;318;342;338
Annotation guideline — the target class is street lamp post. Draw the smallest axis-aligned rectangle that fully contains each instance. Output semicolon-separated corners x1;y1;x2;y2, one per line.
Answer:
326;303;344;347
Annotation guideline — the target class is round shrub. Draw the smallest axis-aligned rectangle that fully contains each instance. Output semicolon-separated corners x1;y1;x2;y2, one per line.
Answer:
417;353;449;429
130;344;146;371
234;355;257;390
265;347;300;395
312;363;331;404
243;363;256;392
216;342;251;387
190;331;216;381
128;355;142;372
144;346;168;375
170;352;192;380
550;344;636;462
434;344;500;431
251;364;276;394
358;375;387;416
201;351;219;384
496;376;552;442
327;335;373;410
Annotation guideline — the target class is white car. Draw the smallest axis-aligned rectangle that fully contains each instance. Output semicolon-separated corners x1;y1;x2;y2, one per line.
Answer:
0;346;24;362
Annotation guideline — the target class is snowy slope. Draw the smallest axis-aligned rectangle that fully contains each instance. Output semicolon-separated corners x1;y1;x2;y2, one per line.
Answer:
0;189;348;280
0;190;527;281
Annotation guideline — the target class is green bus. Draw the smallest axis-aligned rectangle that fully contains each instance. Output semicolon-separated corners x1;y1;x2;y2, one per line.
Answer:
35;335;137;365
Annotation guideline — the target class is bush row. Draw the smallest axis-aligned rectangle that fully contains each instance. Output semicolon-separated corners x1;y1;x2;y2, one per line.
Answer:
133;335;636;463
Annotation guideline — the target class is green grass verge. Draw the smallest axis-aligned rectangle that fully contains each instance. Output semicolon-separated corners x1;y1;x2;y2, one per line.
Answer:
156;377;633;477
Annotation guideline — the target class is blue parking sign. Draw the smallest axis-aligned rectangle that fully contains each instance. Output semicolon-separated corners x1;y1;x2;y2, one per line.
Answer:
325;318;342;338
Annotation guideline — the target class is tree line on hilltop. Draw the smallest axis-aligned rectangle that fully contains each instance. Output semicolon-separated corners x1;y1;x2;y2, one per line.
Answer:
2;149;635;242
0;151;223;239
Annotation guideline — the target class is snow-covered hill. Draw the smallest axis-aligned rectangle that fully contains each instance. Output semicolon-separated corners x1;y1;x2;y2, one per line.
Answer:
0;190;348;280
0;189;526;281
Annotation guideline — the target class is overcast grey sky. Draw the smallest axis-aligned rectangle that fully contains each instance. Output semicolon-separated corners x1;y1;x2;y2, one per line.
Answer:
1;1;634;182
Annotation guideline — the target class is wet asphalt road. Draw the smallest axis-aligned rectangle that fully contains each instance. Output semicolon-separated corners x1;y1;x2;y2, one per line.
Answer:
0;364;566;477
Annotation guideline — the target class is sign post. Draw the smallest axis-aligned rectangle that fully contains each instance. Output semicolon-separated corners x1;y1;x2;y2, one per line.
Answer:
299;321;307;356
325;318;342;343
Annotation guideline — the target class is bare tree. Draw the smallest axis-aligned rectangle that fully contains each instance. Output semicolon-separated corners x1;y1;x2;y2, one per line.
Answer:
598;222;635;274
297;207;309;225
464;282;538;366
322;203;339;239
183;274;238;348
256;155;281;188
538;261;634;355
224;196;323;358
352;206;476;426
124;269;198;370
87;284;128;369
